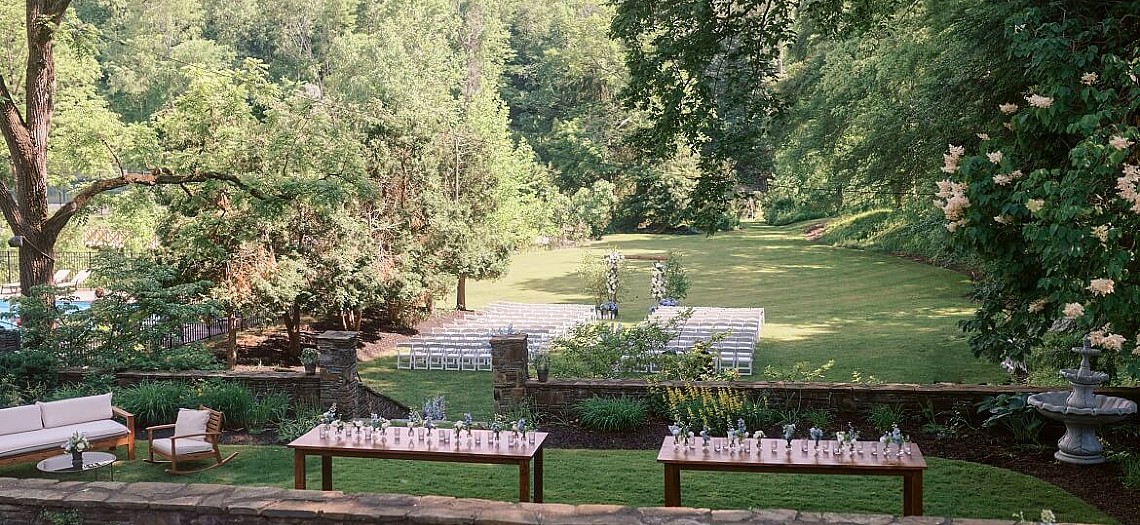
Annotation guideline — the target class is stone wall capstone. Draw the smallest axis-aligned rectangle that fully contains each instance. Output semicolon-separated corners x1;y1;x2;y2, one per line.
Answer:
0;477;1088;525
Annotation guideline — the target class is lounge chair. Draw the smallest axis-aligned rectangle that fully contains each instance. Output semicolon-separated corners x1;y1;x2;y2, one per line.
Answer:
52;269;70;285
55;269;91;292
145;406;237;474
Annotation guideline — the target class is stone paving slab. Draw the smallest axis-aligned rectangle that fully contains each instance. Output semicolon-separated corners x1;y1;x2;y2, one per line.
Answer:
0;477;1094;525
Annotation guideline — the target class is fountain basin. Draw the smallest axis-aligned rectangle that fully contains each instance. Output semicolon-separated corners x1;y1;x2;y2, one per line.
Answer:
1029;391;1137;464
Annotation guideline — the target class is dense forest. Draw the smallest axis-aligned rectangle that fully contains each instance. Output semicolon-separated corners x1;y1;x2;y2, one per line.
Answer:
1;0;1138;376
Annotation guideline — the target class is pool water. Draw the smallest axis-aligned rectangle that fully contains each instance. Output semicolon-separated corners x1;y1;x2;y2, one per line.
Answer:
0;300;92;329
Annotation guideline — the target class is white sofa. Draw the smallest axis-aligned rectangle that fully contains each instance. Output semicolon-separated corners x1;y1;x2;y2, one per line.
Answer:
0;393;135;468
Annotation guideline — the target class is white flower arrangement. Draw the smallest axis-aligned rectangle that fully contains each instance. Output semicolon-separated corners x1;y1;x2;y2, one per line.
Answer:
62;431;89;454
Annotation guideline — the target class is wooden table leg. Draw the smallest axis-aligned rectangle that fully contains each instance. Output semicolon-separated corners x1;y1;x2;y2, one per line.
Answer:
903;472;923;516
518;460;530;502
533;448;543;503
321;455;333;491
293;450;305;489
664;464;681;507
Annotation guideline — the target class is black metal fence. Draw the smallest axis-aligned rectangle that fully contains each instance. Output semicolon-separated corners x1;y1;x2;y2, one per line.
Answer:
0;251;102;284
1;311;274;364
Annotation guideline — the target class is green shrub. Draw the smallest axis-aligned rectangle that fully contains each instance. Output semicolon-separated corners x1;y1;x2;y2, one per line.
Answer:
47;374;117;401
802;408;832;430
247;392;290;433
194;380;256;430
976;394;1045;445
115;381;194;428
760;195;832;226
1116;452;1140;489
575;397;648;432
660;383;746;434
866;404;907;433
762;360;835;382
739;397;780;433
275;404;324;443
553;313;688;379
0;349;59;395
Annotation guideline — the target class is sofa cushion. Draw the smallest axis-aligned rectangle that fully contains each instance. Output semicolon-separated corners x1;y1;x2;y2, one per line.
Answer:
0;405;43;436
0;419;129;458
174;408;211;438
37;393;113;428
153;438;214;456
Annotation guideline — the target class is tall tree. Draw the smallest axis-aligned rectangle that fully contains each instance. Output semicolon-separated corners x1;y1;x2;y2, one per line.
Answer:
0;1;245;295
610;0;797;232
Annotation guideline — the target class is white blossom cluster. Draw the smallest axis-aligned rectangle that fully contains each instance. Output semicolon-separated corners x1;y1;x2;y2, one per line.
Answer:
934;178;970;232
1116;163;1140;213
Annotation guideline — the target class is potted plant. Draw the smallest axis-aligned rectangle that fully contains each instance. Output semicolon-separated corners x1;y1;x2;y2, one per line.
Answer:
300;347;319;375
533;352;551;382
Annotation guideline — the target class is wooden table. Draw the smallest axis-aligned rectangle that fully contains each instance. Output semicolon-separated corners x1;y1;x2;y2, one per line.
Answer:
287;427;546;502
657;438;927;516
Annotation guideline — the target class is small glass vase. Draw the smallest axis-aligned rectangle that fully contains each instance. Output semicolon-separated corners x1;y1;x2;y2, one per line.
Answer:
70;450;83;469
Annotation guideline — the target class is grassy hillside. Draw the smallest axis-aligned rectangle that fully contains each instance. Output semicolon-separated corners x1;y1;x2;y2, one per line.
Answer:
448;221;1004;385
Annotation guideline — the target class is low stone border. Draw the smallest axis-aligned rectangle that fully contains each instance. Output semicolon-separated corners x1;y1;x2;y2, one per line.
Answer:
0;477;1074;525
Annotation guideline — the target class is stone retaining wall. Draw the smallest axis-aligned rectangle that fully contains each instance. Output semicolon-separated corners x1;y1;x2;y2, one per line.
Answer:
525;378;1140;421
0;477;1061;525
58;368;323;408
487;338;1140;420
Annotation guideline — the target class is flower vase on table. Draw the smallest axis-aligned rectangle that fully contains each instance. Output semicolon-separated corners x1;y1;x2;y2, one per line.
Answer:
62;431;89;469
782;423;796;450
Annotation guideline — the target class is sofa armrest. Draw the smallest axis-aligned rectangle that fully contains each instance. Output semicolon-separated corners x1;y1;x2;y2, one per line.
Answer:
112;406;137;460
112;406;135;433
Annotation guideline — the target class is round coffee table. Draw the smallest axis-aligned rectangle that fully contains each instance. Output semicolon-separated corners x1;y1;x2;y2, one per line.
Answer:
36;451;116;480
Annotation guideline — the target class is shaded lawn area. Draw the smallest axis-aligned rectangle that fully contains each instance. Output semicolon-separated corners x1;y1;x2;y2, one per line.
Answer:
358;357;494;419
437;222;1005;385
0;444;1112;524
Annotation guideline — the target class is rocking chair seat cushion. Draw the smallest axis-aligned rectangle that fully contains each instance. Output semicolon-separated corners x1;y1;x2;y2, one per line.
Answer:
173;408;211;438
153;438;214;456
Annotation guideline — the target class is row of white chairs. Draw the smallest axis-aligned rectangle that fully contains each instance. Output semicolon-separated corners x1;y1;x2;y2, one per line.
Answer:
643;306;766;375
396;303;598;371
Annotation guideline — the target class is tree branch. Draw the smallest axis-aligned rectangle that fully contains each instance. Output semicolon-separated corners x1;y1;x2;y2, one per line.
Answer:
0;73;32;161
0;177;23;234
43;168;272;236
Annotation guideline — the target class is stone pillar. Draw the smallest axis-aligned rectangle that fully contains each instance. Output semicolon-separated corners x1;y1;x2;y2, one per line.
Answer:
491;334;529;413
317;330;360;417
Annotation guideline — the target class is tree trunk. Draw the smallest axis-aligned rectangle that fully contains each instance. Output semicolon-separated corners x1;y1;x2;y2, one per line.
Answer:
17;240;54;294
284;302;302;358
226;311;238;369
456;274;468;311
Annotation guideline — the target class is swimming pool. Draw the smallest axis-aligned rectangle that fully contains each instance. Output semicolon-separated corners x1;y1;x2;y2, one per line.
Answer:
0;300;92;329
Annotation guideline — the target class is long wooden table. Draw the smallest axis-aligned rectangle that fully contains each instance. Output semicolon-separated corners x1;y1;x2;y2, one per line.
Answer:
287;427;546;502
657;437;927;516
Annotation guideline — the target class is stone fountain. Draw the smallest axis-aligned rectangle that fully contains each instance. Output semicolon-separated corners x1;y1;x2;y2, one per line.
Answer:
1027;337;1137;464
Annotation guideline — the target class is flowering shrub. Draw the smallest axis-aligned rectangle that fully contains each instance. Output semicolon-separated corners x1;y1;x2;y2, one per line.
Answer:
934;4;1140;380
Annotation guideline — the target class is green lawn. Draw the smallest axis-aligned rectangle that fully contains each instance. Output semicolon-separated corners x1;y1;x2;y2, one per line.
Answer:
0;444;1112;524
440;221;1004;384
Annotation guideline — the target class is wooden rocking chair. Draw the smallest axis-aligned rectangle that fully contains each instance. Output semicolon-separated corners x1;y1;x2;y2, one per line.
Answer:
145;406;237;474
